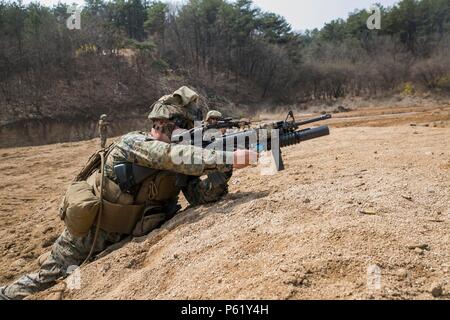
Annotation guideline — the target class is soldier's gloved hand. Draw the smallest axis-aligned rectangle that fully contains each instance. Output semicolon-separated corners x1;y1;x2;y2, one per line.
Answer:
233;149;258;170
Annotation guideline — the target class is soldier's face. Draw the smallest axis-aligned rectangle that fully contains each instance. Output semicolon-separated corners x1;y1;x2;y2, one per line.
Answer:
208;118;219;125
152;119;178;143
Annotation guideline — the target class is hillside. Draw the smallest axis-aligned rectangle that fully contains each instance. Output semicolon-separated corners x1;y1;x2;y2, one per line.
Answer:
2;0;450;150
1;102;449;300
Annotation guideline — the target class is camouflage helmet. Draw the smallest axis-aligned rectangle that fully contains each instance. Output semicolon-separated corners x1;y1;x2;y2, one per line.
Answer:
206;110;223;121
148;86;202;128
100;114;107;120
148;101;185;120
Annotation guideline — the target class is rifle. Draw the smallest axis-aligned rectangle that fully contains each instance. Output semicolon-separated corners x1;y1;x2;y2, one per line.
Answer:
114;112;331;192
172;111;332;185
202;117;251;130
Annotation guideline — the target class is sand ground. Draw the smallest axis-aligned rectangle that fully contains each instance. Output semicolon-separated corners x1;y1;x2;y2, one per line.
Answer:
1;102;449;299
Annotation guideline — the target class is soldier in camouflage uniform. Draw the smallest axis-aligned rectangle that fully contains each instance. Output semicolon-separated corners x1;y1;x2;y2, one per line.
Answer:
0;86;254;300
206;110;223;124
204;110;226;141
98;114;109;148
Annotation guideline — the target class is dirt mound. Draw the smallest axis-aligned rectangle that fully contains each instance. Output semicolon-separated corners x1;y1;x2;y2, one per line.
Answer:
1;104;449;300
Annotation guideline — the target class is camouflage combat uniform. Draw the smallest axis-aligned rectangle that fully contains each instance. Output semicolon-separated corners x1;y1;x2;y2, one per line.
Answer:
203;127;224;143
206;110;223;123
0;131;232;300
204;110;225;141
98;118;109;148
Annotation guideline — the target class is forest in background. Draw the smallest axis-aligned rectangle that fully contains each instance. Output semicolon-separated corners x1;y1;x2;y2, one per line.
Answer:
1;0;450;125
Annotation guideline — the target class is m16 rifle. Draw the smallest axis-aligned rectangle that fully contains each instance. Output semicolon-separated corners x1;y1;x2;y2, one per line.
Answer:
172;111;332;185
253;111;332;166
112;117;252;194
175;111;331;151
114;112;331;193
203;117;251;130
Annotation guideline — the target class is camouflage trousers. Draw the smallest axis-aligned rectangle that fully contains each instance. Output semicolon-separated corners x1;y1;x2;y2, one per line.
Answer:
0;228;123;300
100;135;107;149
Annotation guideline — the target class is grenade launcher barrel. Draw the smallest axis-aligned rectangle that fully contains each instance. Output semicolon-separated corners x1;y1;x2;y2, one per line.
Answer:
279;125;330;148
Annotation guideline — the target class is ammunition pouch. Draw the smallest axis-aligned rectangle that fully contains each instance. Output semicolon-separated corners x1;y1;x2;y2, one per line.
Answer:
90;171;146;235
59;181;101;238
132;207;165;238
61;162;183;237
98;200;146;235
60;173;145;237
91;171;181;236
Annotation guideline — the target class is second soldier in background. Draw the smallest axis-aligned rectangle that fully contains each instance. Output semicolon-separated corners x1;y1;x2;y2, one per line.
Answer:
98;114;109;148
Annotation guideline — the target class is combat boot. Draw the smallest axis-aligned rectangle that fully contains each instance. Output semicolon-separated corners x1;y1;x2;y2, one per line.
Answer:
0;286;11;300
37;251;51;267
